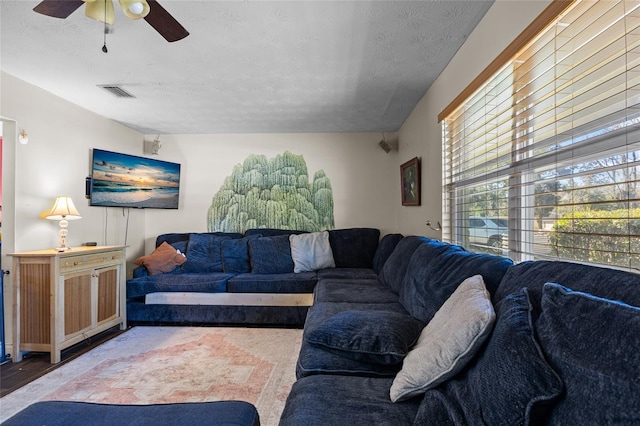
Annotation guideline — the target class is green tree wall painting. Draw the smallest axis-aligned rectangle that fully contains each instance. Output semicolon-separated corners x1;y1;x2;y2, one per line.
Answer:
207;151;335;233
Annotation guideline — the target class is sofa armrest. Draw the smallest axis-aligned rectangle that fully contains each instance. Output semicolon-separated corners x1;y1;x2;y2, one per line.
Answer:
132;265;149;278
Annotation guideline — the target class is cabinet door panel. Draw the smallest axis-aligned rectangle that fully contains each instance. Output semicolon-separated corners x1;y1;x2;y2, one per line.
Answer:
64;274;92;335
20;263;51;344
97;267;118;323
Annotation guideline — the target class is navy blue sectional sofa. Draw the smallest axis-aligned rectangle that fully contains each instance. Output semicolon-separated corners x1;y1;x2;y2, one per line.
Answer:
126;228;384;327
280;235;640;425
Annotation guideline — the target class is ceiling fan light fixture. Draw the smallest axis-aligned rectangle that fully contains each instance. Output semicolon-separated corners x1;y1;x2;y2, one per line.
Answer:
84;0;114;25
119;0;150;20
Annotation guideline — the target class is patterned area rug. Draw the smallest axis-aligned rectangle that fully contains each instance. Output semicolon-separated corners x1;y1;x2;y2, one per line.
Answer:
0;326;303;426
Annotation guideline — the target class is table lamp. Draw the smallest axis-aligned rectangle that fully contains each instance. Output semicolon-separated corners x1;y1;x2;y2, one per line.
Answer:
46;196;82;251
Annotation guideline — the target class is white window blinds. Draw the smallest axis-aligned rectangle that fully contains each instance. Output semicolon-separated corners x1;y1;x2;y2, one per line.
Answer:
442;0;640;272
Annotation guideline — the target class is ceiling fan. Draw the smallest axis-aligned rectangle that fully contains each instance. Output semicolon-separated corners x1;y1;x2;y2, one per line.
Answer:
33;0;189;42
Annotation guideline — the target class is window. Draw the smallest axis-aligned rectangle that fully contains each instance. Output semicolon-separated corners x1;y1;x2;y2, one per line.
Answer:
442;0;640;272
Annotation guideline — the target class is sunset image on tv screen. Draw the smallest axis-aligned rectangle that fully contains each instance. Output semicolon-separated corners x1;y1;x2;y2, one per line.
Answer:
90;149;181;209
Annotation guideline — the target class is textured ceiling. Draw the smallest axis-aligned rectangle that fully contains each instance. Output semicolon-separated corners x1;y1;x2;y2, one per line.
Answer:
0;1;492;134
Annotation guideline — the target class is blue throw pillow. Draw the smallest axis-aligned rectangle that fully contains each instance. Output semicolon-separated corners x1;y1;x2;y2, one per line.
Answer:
413;289;563;425
248;235;294;274
305;310;425;365
182;233;234;273
221;235;261;274
537;283;640;424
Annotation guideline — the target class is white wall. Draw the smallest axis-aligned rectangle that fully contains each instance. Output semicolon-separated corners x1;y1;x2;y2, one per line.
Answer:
1;71;148;353
396;0;551;238
1;72;147;255
140;132;398;255
1;70;398;260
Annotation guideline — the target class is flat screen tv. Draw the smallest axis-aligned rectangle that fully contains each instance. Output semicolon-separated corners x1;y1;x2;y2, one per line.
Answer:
89;148;181;209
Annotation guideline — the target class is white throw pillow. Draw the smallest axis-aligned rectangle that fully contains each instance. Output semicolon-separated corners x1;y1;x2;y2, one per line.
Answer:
390;274;496;402
289;231;336;273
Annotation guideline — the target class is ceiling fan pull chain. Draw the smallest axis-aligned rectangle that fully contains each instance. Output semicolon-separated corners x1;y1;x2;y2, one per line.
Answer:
102;0;108;53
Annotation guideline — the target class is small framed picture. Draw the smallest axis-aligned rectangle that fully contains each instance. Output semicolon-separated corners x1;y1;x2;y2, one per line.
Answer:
401;157;421;206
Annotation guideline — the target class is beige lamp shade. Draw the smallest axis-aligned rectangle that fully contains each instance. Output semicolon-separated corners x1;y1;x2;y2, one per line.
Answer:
84;0;115;25
46;196;82;221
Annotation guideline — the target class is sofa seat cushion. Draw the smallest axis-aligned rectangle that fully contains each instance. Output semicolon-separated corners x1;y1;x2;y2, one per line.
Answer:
280;376;421;426
314;279;398;304
296;340;403;378
328;228;380;268
304;301;409;330
537;283;640;425
412;288;563;426
305;310;424;365
316;268;378;280
298;301;412;378
399;239;513;323
227;272;317;294
126;273;233;298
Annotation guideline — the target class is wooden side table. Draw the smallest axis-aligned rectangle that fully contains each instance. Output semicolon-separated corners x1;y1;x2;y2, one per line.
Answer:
9;246;127;363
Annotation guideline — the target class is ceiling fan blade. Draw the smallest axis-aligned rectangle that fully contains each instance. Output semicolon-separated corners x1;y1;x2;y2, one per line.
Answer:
33;0;84;19
144;0;189;42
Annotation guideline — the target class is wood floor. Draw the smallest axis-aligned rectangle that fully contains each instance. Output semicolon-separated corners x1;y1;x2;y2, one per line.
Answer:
0;326;128;398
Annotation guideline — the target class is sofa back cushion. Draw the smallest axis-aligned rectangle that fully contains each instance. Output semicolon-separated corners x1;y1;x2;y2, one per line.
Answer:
536;283;640;424
156;234;190;256
494;260;640;313
372;233;403;274
156;233;190;247
244;228;308;237
221;234;261;274
378;236;429;294
182;233;241;273
399;240;514;323
248;234;295;274
156;232;242;248
327;228;380;269
413;288;564;425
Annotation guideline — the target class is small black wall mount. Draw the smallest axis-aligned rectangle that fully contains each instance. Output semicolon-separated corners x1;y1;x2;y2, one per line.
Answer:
85;177;92;199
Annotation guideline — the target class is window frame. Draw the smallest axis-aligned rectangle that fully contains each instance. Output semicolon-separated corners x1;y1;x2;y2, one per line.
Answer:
440;0;640;272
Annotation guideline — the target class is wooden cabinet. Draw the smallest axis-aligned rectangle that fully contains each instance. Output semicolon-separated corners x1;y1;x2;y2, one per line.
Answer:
9;246;126;363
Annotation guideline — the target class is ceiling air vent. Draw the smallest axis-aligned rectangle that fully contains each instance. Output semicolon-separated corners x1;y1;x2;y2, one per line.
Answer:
98;85;136;98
